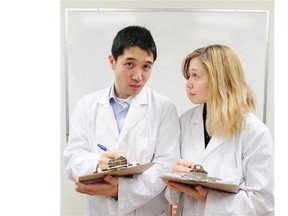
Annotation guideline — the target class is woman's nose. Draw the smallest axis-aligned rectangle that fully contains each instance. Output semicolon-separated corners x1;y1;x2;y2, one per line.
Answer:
186;79;193;88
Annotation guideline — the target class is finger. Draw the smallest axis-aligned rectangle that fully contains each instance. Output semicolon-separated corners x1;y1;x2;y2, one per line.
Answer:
98;152;116;168
195;185;208;195
116;152;127;158
167;183;185;192
75;181;86;193
102;151;127;159
168;181;187;190
177;159;194;168
164;181;176;189
172;165;192;174
72;176;78;182
103;175;119;186
162;179;169;184
102;151;117;158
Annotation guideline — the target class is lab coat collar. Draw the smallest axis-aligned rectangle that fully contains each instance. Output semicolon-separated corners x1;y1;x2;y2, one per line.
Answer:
118;86;148;144
99;85;120;140
99;84;113;105
190;104;228;161
190;104;204;124
98;85;149;145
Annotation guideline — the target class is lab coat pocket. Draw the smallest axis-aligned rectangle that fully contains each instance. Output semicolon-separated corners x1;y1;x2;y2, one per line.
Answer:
136;137;157;163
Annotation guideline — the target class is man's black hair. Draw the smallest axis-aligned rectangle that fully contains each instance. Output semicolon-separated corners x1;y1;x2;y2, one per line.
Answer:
111;26;157;61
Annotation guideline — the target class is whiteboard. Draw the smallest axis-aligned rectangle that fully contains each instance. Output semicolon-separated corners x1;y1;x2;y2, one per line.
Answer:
65;9;269;134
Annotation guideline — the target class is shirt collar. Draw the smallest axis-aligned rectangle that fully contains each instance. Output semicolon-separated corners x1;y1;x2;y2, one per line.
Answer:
109;84;134;105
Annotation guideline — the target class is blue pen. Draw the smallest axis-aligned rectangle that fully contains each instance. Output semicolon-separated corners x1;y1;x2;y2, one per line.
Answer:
97;143;109;152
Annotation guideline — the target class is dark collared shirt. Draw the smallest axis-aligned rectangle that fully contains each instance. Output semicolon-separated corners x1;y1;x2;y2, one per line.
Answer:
202;103;211;148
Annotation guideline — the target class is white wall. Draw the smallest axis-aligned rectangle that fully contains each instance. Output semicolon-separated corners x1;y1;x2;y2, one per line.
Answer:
60;1;274;215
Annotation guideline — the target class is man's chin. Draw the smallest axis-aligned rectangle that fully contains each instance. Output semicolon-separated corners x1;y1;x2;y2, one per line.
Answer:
130;88;142;95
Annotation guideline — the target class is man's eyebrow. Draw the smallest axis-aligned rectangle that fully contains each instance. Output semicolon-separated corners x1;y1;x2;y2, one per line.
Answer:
145;60;154;65
124;57;153;65
124;57;136;61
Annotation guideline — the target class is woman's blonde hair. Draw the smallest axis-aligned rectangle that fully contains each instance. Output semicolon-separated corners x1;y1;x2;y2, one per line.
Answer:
182;44;256;138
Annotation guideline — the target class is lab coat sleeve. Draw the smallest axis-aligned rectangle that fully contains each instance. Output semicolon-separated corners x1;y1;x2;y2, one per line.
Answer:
63;101;99;179
164;121;184;205
204;126;274;215
165;188;182;205
107;101;181;215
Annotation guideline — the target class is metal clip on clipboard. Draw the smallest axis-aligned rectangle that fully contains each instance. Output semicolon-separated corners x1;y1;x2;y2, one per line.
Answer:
181;164;221;182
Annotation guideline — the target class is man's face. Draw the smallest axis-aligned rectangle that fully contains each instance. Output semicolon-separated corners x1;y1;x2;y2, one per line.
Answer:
109;46;154;99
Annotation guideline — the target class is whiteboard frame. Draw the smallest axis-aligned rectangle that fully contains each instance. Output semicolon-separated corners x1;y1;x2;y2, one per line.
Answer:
64;8;269;137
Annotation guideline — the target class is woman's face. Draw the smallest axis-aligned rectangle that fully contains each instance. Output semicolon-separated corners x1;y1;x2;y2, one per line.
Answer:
185;57;209;104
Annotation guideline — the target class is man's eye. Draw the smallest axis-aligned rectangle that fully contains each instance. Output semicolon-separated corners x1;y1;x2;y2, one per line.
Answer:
143;65;151;70
126;63;133;68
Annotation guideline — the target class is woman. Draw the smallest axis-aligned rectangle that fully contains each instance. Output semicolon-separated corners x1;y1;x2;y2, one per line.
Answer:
164;45;274;215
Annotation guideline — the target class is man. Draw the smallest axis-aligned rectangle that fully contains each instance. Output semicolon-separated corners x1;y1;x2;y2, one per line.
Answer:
64;26;180;216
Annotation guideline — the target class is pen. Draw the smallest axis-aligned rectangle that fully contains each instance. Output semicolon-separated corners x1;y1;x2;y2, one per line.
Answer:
97;143;109;152
97;144;123;159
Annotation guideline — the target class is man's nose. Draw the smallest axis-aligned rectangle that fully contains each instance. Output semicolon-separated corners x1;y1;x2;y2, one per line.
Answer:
132;69;143;81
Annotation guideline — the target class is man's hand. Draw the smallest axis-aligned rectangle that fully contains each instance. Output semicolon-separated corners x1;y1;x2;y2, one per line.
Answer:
97;152;127;170
74;175;119;197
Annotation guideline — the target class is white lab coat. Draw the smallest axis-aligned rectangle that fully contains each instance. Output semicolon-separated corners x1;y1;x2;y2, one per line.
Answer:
165;104;274;216
64;85;180;216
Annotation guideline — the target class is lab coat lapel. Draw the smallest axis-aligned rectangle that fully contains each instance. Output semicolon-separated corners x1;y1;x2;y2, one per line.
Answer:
202;136;227;160
190;105;227;161
99;88;119;140
118;87;148;144
190;106;206;160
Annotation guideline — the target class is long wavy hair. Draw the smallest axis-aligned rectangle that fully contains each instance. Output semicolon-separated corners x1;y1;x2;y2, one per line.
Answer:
182;44;256;138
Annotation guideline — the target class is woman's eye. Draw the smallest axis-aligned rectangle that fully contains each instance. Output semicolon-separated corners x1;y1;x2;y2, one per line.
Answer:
193;73;200;78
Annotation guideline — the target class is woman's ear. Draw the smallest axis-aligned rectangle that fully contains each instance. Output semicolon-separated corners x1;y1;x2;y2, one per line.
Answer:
109;54;115;70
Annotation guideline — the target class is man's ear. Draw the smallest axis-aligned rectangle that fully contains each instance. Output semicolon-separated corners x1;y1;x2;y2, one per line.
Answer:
109;54;115;70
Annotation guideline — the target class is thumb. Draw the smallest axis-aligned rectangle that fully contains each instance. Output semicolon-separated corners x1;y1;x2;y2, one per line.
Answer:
104;175;119;186
195;185;208;195
72;176;79;182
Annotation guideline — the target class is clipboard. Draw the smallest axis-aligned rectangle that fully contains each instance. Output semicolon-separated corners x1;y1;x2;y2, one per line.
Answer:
79;162;155;184
161;173;239;193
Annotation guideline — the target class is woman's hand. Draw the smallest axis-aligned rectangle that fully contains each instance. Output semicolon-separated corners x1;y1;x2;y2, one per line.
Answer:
163;179;208;202
172;159;194;175
163;159;207;202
